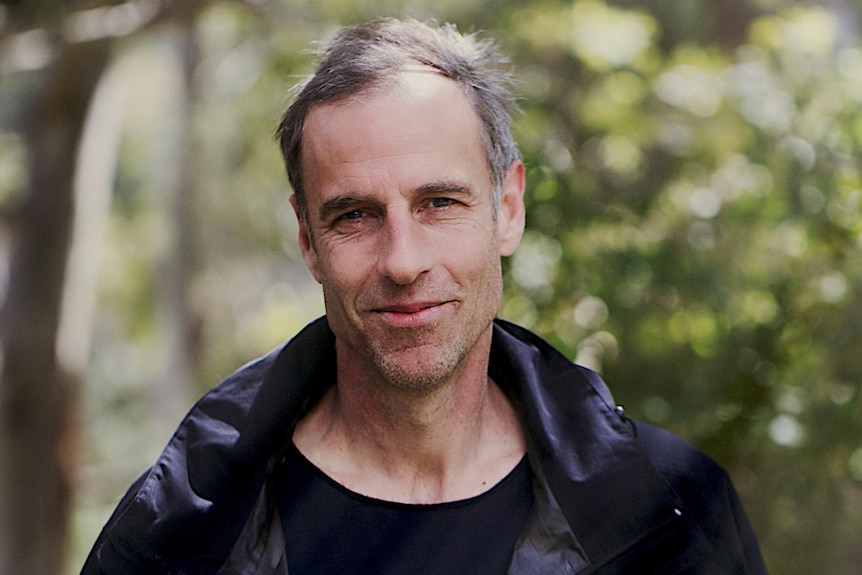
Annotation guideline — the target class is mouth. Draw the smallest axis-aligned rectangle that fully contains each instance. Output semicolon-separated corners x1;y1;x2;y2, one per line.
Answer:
382;301;444;313
371;300;454;328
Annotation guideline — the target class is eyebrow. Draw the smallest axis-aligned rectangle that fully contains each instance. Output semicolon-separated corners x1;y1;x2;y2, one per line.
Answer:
414;181;472;197
317;195;369;223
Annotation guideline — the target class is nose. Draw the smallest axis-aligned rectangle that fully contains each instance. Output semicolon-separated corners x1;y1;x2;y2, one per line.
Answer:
377;211;433;285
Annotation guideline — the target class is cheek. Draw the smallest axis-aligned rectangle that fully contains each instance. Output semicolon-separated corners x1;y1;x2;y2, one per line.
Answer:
452;235;504;293
315;243;373;300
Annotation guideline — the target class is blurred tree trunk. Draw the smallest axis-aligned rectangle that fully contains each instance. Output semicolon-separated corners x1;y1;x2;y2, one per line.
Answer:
709;0;759;48
0;36;111;574
155;13;206;427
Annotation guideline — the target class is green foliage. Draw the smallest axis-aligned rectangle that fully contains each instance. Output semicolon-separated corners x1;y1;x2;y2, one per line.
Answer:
498;2;862;573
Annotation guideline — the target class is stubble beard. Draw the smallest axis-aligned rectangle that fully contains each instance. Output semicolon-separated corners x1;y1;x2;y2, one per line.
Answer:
365;322;481;395
324;294;479;395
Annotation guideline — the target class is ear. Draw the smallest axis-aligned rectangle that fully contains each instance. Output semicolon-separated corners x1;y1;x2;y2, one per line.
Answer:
497;159;526;257
290;195;322;283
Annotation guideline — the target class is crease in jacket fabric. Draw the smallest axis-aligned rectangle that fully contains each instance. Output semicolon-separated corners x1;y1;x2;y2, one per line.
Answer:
81;317;768;575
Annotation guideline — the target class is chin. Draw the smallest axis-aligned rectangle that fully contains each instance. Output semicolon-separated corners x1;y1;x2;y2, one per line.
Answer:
373;349;463;393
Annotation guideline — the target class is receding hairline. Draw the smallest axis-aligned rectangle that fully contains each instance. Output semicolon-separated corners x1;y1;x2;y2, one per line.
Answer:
305;62;476;119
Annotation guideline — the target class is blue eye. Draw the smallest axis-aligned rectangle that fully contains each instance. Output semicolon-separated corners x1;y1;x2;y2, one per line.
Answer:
430;197;455;208
341;209;364;220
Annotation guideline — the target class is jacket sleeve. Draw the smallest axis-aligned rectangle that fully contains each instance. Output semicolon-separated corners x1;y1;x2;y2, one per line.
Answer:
633;421;768;575
79;470;156;574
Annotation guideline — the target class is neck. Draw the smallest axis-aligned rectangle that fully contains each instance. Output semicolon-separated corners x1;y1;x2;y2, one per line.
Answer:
292;335;525;503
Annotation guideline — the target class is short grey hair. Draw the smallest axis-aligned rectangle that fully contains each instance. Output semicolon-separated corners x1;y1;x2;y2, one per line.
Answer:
276;18;520;223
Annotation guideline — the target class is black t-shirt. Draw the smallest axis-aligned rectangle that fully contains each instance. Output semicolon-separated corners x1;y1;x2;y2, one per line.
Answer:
276;443;533;575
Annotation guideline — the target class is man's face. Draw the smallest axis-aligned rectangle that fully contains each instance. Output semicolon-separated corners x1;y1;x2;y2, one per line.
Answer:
294;69;525;392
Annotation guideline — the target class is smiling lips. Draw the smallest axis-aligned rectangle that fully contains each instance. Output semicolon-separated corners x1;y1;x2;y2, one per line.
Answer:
371;300;454;329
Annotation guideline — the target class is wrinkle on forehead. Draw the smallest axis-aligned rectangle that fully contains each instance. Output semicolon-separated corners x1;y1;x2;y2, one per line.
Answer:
303;69;482;168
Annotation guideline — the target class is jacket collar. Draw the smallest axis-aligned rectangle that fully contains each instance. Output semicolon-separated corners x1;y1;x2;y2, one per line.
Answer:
490;320;705;570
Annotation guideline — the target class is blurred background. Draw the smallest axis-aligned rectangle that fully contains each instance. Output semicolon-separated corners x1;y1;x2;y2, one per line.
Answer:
2;0;861;573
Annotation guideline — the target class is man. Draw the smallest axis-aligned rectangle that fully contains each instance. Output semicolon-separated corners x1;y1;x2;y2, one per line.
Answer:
83;18;767;574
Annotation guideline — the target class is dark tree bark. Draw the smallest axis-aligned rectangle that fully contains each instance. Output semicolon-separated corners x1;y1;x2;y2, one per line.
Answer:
0;36;111;574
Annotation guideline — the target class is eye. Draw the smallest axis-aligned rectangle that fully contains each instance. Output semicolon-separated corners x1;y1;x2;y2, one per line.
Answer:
339;209;365;221
429;197;457;209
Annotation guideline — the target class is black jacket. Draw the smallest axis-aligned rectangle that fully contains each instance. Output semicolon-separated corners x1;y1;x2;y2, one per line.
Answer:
82;317;767;574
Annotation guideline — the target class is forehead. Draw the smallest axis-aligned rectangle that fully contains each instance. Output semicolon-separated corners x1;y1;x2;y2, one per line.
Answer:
304;68;480;146
300;70;487;198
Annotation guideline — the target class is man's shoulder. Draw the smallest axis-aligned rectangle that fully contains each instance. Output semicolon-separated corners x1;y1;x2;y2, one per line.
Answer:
491;319;729;485
81;317;336;574
632;420;768;571
632;420;729;483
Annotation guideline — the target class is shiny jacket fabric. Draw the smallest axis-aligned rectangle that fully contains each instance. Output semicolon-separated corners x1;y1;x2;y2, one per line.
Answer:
82;317;767;574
